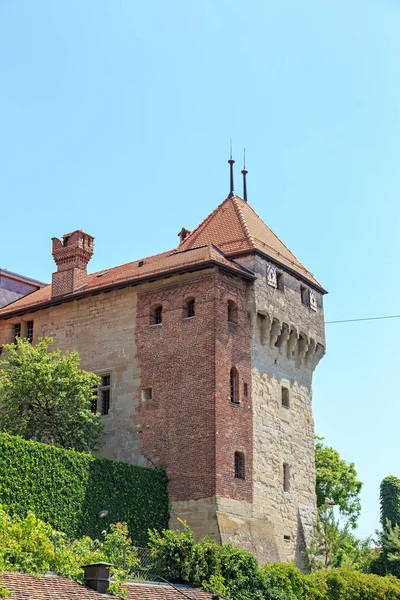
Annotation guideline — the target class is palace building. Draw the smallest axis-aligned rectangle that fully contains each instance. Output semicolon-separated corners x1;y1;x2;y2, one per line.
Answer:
0;163;326;564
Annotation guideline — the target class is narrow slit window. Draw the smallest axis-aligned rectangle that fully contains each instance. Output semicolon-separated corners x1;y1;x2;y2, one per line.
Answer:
234;452;245;479
184;298;195;318
281;387;289;409
27;321;34;344
230;367;239;404
151;305;163;325
227;300;238;323
13;323;21;342
283;463;290;492
300;285;309;306
276;272;284;292
244;383;248;397
99;374;111;416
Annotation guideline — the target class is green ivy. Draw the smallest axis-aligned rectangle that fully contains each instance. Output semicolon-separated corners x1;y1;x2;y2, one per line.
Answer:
0;433;169;545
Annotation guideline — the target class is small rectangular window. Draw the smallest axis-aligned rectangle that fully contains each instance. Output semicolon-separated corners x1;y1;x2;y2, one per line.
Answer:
243;383;248;397
284;535;291;541
27;321;34;344
13;323;21;342
234;452;245;479
283;463;290;492
276;272;284;292
281;387;289;409
142;388;153;402
98;374;111;416
300;285;309;306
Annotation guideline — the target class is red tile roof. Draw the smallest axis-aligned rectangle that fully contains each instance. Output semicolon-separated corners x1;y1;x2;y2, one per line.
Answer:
0;245;254;318
0;572;111;599
0;195;324;319
178;196;324;290
0;573;219;600
124;581;218;600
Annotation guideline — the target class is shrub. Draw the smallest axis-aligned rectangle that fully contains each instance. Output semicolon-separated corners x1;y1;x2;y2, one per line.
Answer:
380;476;400;530
0;433;169;544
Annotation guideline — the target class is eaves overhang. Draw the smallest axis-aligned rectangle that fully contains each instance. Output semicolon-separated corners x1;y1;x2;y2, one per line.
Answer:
0;260;255;320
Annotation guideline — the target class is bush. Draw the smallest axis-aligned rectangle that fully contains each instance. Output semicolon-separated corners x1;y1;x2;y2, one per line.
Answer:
380;476;400;530
0;433;169;545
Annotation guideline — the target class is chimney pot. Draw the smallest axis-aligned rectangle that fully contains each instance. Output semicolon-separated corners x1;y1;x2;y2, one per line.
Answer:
82;562;112;594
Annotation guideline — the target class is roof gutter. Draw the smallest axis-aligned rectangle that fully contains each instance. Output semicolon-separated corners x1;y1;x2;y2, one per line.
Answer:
0;260;255;320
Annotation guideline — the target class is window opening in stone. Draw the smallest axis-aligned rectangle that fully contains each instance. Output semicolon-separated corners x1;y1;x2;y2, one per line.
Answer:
99;374;111;416
230;367;239;404
142;388;153;402
283;463;290;492
276;272;284;292
183;298;195;318
26;321;34;344
234;452;245;479
151;305;163;325
13;323;21;343
284;535;291;541
300;285;309;306
227;300;238;323
244;383;248;397
281;387;289;409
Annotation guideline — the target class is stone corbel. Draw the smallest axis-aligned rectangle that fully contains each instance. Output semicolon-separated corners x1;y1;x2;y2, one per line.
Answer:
296;334;308;368
313;343;326;369
304;338;316;368
286;327;298;359
269;318;281;352
276;323;290;355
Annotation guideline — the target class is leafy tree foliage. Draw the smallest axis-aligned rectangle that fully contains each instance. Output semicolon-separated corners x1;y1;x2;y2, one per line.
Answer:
315;436;362;527
371;477;400;578
305;510;375;573
0;337;103;451
0;506;139;596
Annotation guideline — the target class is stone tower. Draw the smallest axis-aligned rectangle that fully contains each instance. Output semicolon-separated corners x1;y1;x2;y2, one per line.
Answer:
0;179;326;567
137;193;327;565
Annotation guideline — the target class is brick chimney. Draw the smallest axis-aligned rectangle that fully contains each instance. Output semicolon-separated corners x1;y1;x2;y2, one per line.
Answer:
177;227;191;245
82;562;112;594
51;230;94;297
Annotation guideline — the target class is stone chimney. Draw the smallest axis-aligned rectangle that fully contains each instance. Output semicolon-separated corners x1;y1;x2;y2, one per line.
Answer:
51;230;94;297
82;562;112;594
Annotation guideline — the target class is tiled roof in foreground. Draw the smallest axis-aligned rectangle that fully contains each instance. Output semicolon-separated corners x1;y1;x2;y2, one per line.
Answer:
0;572;219;600
177;195;324;290
0;244;254;318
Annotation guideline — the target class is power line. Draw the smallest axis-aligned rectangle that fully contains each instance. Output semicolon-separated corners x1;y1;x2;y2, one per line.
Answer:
325;314;400;324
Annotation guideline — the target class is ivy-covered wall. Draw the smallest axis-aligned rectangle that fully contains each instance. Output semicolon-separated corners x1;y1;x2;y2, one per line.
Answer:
0;433;169;545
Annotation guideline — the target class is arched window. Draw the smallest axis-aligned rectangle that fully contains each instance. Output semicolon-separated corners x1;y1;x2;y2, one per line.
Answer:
230;367;239;404
183;298;195;318
227;300;238;323
234;452;245;479
151;305;163;325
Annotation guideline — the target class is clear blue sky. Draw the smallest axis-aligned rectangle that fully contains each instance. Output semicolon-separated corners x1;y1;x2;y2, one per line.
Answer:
1;0;399;540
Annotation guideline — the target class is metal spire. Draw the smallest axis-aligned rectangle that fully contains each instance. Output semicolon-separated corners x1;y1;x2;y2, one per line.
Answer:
228;139;235;198
241;148;248;202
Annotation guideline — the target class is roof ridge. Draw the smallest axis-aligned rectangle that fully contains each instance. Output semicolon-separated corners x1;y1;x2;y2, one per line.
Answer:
235;197;309;270
232;196;256;248
176;197;231;251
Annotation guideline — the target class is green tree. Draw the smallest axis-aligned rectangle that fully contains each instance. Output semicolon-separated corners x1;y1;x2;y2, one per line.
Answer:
315;436;362;528
305;510;374;573
0;337;103;452
380;476;400;530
